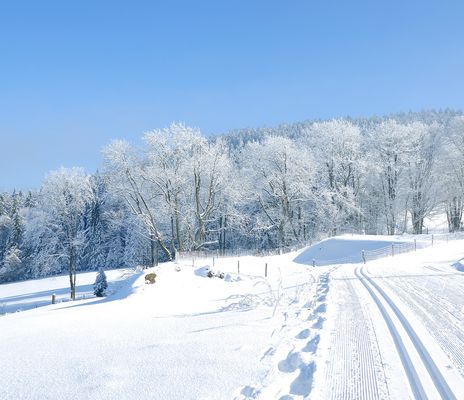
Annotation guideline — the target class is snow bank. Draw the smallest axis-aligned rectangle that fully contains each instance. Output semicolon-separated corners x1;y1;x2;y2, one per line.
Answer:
452;258;464;272
294;235;410;265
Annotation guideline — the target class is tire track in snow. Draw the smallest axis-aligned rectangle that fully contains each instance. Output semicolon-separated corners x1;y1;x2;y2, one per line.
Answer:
359;267;457;400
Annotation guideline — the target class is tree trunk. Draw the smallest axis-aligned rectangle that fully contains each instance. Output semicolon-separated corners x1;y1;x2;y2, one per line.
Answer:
447;196;463;232
69;247;76;300
150;234;156;268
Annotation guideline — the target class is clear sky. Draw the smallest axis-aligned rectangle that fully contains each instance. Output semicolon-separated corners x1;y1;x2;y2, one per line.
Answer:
1;0;463;190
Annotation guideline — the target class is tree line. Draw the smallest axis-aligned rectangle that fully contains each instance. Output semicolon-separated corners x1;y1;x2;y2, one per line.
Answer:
1;109;464;284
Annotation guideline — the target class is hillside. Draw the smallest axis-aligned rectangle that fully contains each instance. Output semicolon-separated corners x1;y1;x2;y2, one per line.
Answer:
1;236;464;399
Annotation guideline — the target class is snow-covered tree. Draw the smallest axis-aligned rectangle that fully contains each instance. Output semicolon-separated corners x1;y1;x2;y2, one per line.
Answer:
405;123;440;234
39;167;93;299
304;120;364;235
439;116;464;231
0;246;22;282
103;139;172;265
4;110;464;282
368;120;413;234
243;136;315;247
93;267;108;297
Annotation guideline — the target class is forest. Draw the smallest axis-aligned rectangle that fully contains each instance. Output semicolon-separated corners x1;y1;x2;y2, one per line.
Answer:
1;109;464;284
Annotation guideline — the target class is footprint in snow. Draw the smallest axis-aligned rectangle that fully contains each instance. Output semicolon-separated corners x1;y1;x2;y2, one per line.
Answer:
296;328;311;339
238;386;260;399
311;316;325;329
314;303;327;314
278;350;303;373
289;361;316;397
302;334;320;354
317;294;326;302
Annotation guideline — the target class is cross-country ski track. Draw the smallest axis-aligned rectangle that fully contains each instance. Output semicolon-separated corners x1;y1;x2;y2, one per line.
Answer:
312;244;464;399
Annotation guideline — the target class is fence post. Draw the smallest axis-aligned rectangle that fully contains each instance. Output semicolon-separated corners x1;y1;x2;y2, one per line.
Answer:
391;244;394;257
414;239;417;251
237;260;240;275
52;294;56;305
265;262;268;277
192;256;195;268
362;250;366;264
312;259;316;268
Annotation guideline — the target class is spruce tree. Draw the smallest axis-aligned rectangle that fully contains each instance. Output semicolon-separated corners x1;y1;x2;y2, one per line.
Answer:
93;267;108;297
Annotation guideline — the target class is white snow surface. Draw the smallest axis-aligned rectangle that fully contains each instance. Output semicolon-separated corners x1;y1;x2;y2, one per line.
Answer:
2;235;464;399
293;234;412;265
0;251;322;400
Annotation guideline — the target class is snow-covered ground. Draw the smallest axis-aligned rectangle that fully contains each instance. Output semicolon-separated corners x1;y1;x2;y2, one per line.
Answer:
0;268;139;314
2;235;464;399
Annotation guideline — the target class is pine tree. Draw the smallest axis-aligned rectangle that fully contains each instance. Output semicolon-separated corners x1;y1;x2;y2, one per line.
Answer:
93;267;108;297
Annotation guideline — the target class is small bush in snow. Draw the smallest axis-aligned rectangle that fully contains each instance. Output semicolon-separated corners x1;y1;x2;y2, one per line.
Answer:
145;273;157;284
93;268;108;297
207;270;224;279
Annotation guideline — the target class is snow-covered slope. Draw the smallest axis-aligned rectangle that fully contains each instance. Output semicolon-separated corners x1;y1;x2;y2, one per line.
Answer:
2;237;464;399
293;234;410;265
0;268;138;314
0;252;325;400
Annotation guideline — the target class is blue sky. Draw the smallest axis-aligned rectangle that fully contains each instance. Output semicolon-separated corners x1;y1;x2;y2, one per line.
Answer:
1;0;463;190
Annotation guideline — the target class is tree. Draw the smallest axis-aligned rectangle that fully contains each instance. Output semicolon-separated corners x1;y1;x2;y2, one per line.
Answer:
93;268;108;297
40;167;93;299
305;120;364;235
103;139;172;265
440;116;464;231
368;120;412;235
243;136;314;247
0;246;22;282
405;123;440;234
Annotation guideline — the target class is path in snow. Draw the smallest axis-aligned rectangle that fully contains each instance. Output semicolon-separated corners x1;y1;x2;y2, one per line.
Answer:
359;267;457;399
369;265;464;380
312;242;464;400
313;266;391;400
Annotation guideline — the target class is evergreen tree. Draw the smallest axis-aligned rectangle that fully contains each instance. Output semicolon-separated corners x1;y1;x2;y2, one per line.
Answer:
93;267;108;297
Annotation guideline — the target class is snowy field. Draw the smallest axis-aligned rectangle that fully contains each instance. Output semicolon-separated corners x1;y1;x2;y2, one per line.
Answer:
1;235;464;399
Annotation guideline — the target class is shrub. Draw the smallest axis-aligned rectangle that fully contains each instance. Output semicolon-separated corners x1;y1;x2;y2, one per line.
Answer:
145;273;157;284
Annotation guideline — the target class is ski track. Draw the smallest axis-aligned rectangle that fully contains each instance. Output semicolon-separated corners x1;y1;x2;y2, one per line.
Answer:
360;267;458;400
355;268;424;399
375;269;464;379
318;268;389;400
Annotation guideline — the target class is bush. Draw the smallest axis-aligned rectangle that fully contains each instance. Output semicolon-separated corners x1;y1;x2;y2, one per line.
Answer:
145;273;157;284
207;270;224;279
93;268;108;297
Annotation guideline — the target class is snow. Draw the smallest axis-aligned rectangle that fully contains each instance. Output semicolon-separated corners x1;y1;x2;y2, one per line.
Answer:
0;268;137;314
452;258;464;272
293;234;411;265
2;236;464;399
0;252;324;400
